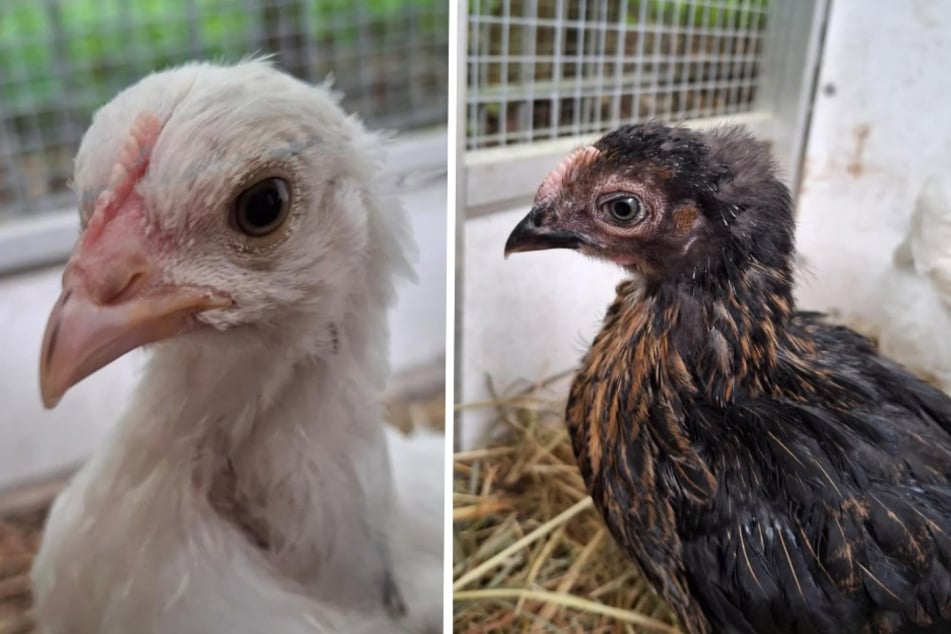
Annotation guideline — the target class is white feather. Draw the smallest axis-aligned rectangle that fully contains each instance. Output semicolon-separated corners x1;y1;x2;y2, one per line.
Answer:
31;60;441;633
877;175;951;391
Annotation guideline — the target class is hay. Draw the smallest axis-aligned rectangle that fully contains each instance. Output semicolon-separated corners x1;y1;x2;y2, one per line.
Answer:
452;372;679;633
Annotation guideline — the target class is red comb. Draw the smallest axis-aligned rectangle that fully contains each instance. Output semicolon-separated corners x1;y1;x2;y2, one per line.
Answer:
536;145;600;202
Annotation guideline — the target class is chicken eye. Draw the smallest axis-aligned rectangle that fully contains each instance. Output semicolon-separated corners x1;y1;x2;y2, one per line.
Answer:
233;177;291;237
602;196;642;224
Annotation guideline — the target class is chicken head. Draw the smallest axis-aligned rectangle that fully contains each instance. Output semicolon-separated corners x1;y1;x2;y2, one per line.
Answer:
40;59;411;408
505;122;792;288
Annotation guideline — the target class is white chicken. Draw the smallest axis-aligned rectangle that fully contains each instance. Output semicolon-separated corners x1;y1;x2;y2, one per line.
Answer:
31;59;441;633
877;175;951;392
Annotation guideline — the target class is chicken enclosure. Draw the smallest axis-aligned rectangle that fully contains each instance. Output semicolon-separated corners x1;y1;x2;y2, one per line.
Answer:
455;0;951;630
3;0;951;631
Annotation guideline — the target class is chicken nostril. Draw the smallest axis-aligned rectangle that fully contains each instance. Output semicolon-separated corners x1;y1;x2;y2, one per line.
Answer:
126;271;145;292
89;266;151;305
111;271;148;303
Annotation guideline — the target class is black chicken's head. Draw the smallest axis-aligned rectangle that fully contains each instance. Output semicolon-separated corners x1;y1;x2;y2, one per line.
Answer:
505;122;794;286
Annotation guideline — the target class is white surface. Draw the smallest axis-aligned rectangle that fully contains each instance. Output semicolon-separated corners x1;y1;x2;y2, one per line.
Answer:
0;213;80;273
0;175;446;489
0;267;139;483
393;176;447;372
793;0;951;318
460;205;625;448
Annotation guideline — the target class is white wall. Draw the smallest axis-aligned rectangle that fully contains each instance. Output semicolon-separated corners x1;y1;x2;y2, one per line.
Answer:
0;135;446;489
460;207;624;448
794;0;951;318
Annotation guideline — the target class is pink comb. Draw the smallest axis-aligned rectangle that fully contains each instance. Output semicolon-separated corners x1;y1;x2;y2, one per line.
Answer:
536;145;600;202
85;112;163;241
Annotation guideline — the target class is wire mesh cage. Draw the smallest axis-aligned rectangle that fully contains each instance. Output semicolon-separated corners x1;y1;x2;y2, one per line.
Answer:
0;0;448;219
467;0;772;150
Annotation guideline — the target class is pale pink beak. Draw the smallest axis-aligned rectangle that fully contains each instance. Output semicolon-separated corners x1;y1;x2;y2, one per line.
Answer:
39;210;230;409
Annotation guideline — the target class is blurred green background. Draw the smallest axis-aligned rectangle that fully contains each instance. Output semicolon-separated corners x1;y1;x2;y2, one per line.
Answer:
0;0;448;216
0;0;445;119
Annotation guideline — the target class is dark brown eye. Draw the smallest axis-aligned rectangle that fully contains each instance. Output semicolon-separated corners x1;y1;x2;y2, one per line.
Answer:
233;177;291;237
602;196;642;224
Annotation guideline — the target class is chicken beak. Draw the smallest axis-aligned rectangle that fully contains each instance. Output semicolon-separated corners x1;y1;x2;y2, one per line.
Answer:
39;264;231;410
504;205;586;257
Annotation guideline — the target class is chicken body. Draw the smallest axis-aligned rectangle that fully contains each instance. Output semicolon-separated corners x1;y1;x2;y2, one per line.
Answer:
32;61;430;633
506;123;951;634
37;345;400;632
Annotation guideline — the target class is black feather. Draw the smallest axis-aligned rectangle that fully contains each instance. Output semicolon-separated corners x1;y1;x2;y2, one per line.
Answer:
545;123;951;634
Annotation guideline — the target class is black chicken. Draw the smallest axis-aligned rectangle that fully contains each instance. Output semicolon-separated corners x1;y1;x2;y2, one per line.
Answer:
504;122;951;634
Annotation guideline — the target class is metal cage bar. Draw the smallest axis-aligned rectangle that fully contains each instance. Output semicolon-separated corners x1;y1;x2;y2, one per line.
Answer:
467;0;775;151
0;0;449;220
463;0;828;217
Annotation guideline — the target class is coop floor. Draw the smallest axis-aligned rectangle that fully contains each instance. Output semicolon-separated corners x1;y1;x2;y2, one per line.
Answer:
0;365;445;634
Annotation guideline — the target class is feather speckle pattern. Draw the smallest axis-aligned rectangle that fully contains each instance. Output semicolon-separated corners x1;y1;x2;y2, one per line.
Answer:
506;122;951;634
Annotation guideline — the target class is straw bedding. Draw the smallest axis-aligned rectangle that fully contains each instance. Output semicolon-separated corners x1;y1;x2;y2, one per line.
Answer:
453;371;679;633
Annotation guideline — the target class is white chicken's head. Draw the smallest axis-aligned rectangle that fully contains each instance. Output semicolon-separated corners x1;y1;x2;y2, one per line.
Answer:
39;60;414;408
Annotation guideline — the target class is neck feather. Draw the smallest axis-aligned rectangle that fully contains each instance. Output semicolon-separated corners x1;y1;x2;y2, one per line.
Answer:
567;259;796;508
112;300;387;481
658;252;795;402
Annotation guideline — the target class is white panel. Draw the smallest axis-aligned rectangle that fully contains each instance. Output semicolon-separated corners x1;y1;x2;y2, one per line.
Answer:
794;0;951;321
0;268;141;488
391;175;448;373
460;205;625;448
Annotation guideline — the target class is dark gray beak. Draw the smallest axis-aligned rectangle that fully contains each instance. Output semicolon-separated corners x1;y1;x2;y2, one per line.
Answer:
504;206;585;257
